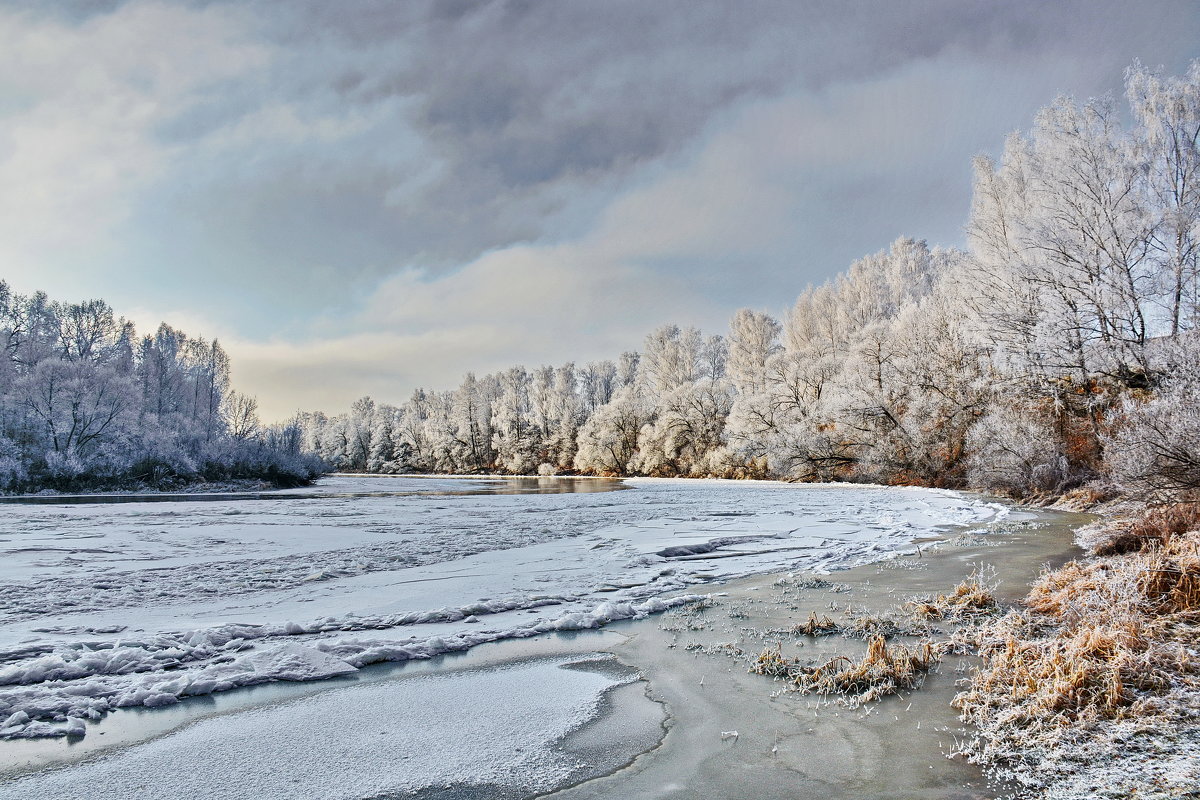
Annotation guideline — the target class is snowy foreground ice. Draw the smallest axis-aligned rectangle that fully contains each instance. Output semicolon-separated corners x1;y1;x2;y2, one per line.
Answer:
0;654;638;799
0;476;1005;748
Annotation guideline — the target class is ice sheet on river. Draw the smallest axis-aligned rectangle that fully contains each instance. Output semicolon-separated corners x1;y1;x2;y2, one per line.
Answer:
0;476;1006;738
0;655;631;799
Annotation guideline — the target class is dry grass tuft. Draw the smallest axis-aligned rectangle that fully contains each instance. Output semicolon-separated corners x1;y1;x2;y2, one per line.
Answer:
1024;534;1200;621
752;634;946;704
791;611;839;636
1056;484;1118;509
1139;536;1200;615
954;522;1200;792
842;613;908;639
906;570;998;621
1093;502;1200;556
956;613;1176;726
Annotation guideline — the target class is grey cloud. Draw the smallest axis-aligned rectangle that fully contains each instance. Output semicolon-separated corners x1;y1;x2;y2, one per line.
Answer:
59;2;1200;278
222;0;1200;268
1;0;125;21
3;0;1199;411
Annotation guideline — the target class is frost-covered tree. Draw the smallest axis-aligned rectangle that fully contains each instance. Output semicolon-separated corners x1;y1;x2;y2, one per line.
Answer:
57;300;116;363
580;360;617;413
1127;60;1200;336
450;374;495;472
546;363;581;470
634;379;734;477
14;359;137;463
346;396;376;470
616;351;640;388
367;404;400;472
699;335;727;382
969;95;1158;382
492;367;538;473
850;282;990;484
396;389;432;470
966;403;1070;495
139;324;187;418
574;386;650;475
225;392;260;442
419;391;459;472
727;309;782;394
639;325;702;393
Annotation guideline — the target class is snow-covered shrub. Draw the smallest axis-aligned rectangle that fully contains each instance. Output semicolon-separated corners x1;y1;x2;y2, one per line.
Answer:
966;404;1070;495
632;380;733;477
0;437;27;490
764;421;852;482
195;435;325;487
1106;343;1200;497
574;387;650;475
43;450;85;481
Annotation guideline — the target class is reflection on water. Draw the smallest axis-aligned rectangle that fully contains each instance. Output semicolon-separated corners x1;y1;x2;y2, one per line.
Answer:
0;476;625;506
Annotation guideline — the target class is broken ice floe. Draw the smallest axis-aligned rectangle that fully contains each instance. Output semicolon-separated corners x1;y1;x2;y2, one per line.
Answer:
0;596;699;739
0;476;1011;740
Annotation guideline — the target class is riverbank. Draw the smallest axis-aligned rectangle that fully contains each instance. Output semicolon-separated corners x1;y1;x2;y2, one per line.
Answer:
952;500;1200;799
540;505;1084;800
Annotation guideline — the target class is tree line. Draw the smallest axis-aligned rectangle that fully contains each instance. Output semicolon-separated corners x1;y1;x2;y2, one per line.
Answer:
0;285;322;492
300;60;1197;499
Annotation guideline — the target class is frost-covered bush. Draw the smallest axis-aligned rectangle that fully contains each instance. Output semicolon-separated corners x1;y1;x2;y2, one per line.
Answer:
768;423;854;482
632;380;733;477
724;390;776;464
1106;394;1200;496
42;450;85;481
0;437;27;490
197;436;325;487
1106;338;1200;496
574;387;649;475
966;404;1070;495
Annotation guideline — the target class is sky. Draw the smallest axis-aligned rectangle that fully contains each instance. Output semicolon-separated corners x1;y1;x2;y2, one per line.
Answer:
2;0;1199;421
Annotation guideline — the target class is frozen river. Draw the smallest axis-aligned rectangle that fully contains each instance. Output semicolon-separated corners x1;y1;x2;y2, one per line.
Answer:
0;475;1011;797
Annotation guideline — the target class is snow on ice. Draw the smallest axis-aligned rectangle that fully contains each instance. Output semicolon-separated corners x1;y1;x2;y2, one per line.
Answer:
0;656;632;799
0;475;1005;739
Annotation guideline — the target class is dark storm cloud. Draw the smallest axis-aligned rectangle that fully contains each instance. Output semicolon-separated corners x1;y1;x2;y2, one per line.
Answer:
1;0;1198;415
173;0;1200;275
